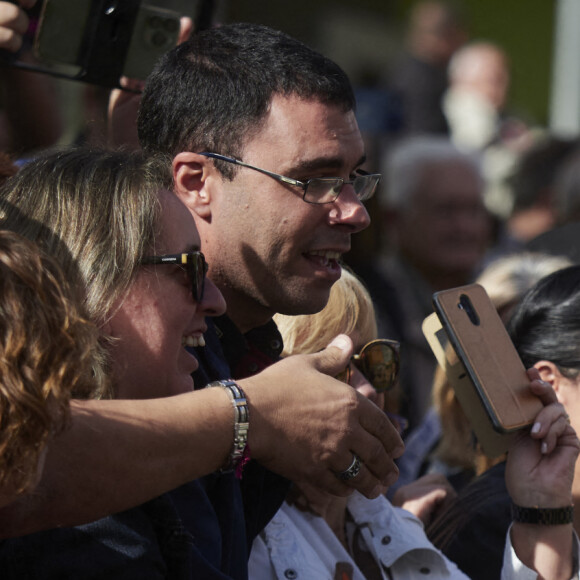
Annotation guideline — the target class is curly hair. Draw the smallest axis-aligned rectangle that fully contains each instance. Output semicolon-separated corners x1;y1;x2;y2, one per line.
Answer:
0;230;100;495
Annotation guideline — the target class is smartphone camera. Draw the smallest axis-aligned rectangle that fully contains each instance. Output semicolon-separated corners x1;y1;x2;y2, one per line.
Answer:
143;13;179;49
123;5;180;80
458;294;480;326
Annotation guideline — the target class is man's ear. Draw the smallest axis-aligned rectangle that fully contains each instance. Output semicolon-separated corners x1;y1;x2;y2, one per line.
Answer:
173;152;214;219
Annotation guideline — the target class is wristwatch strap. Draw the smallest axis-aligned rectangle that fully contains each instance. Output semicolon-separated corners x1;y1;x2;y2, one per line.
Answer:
511;503;574;525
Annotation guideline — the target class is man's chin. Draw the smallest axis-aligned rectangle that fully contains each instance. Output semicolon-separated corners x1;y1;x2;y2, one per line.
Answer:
276;288;334;317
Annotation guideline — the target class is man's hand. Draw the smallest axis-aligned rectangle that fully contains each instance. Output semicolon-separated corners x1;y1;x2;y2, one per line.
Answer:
241;334;405;499
107;16;193;148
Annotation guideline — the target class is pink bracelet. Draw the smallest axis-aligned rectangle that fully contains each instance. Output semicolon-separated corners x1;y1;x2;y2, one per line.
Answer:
235;445;251;479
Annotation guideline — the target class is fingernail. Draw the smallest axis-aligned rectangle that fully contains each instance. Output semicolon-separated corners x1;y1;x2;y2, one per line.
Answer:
328;335;349;352
531;422;541;434
541;441;548;454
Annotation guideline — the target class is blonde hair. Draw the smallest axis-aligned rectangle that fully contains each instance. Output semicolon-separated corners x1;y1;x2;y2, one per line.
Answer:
274;267;378;356
0;147;173;398
477;252;572;321
0;230;99;495
277;268;382;516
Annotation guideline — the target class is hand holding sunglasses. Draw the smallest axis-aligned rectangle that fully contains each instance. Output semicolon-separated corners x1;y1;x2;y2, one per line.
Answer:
337;339;407;434
336;339;400;393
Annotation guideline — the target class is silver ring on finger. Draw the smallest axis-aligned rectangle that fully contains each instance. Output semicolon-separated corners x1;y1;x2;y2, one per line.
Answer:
336;453;362;481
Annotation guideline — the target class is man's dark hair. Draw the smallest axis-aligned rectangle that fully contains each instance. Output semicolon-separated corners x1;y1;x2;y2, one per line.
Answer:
138;23;355;178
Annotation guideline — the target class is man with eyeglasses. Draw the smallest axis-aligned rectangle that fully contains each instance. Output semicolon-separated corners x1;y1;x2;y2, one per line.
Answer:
134;22;404;580
133;21;580;580
133;21;576;580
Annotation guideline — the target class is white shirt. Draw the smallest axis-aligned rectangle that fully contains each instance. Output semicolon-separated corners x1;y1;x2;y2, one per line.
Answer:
249;491;578;580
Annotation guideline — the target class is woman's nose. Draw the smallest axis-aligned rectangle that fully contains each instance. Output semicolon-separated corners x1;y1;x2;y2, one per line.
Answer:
198;277;226;317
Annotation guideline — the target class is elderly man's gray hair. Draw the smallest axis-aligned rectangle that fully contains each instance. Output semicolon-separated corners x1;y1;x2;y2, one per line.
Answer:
380;136;483;210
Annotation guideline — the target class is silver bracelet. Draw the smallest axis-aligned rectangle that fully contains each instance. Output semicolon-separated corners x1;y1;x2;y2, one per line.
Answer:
207;380;249;472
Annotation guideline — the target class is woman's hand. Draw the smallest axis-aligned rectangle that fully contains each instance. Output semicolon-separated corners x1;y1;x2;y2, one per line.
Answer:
506;368;579;509
506;368;580;580
391;473;457;526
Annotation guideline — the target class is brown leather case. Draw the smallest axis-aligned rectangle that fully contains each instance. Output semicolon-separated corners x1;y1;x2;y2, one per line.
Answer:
422;284;543;457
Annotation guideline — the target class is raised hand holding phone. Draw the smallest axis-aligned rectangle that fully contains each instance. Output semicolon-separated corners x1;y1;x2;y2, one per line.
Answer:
506;370;579;579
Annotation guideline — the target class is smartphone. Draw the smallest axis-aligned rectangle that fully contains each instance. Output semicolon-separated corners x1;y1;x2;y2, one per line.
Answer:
30;0;180;86
422;283;543;456
122;4;180;80
33;0;91;77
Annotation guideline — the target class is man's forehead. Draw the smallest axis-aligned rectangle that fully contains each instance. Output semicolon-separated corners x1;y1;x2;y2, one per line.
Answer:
241;95;364;169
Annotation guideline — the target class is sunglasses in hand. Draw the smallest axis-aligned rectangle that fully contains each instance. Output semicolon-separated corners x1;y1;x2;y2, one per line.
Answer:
336;339;400;393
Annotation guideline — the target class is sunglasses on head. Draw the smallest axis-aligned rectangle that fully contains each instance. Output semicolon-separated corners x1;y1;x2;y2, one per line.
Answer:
140;251;208;302
336;338;400;393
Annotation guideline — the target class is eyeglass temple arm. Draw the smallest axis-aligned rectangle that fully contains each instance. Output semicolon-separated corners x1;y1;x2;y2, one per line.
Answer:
199;152;304;188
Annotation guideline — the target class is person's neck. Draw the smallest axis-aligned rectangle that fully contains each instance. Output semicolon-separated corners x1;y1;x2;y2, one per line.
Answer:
218;287;274;335
507;206;556;244
318;496;349;551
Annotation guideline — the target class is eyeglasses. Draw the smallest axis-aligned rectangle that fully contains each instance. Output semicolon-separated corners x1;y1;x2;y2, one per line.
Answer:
141;252;208;302
336;339;400;393
199;152;381;205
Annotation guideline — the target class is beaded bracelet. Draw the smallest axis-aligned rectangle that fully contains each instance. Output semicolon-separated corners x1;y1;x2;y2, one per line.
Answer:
207;380;249;474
